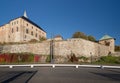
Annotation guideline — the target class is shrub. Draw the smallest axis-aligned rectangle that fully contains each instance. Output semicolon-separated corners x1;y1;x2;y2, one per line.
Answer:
34;55;40;62
78;56;88;61
29;39;38;42
70;53;78;62
97;55;120;64
46;55;51;62
39;37;46;41
28;53;34;62
21;53;34;62
78;56;88;62
0;53;34;64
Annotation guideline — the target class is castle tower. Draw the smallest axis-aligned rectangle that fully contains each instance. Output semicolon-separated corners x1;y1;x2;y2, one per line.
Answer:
99;35;115;54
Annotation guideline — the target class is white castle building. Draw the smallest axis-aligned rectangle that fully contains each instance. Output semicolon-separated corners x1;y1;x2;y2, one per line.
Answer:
0;11;46;43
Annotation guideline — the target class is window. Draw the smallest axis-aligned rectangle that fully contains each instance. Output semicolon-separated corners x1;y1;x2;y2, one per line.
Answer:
36;33;37;37
32;26;33;29
105;41;110;46
25;35;26;38
14;22;16;25
31;31;33;36
27;23;28;26
16;27;19;32
17;21;18;24
26;29;29;34
39;35;41;39
12;28;14;33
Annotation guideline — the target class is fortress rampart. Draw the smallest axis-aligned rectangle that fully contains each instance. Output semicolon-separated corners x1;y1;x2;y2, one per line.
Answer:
0;38;114;58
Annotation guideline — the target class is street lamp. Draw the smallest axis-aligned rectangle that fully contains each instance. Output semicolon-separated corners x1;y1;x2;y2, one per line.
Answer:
50;38;54;63
90;52;92;64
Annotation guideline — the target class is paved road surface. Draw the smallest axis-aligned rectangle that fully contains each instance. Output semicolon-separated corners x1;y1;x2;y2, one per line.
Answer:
0;67;120;83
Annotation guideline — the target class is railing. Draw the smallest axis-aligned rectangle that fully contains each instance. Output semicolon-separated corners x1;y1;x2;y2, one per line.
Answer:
0;64;120;69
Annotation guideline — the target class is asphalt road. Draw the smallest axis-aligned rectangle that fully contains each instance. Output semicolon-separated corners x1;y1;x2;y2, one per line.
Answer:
0;67;120;83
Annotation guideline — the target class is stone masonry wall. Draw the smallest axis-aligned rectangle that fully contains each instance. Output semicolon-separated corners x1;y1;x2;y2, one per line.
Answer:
0;38;111;58
54;38;110;58
2;42;50;55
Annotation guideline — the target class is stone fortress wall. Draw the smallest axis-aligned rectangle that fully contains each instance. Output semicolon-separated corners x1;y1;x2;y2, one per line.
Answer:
0;37;114;58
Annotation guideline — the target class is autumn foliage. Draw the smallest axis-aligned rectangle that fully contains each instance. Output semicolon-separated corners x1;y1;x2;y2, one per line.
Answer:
0;53;34;63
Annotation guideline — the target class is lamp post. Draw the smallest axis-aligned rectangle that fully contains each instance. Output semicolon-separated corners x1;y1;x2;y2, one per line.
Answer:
90;52;92;64
50;38;54;63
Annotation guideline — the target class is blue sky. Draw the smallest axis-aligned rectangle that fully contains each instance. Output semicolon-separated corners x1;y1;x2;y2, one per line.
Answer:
0;0;120;45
